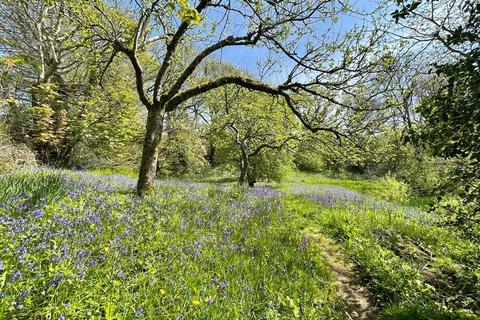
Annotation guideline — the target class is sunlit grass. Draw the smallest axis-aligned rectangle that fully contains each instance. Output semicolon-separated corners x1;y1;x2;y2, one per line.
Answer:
1;169;477;319
0;170;344;319
89;168;139;178
286;171;385;198
283;192;479;320
285;171;435;209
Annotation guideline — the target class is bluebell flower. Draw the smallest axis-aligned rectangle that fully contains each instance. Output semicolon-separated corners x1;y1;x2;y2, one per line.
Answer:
16;290;28;304
47;272;64;288
31;208;44;219
11;269;22;281
219;281;229;290
134;307;144;317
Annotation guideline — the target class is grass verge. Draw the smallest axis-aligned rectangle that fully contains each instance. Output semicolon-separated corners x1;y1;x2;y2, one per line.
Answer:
283;192;479;320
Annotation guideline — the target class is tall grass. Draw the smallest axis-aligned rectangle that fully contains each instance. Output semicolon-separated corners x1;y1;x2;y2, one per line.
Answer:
0;170;69;208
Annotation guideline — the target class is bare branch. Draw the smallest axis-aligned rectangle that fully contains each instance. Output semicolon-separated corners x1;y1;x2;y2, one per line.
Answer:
153;0;211;104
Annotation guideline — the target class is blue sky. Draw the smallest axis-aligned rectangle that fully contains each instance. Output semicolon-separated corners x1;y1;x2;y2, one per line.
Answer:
203;0;382;81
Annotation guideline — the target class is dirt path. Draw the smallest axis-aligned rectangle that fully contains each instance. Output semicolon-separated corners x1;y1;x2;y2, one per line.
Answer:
304;227;376;320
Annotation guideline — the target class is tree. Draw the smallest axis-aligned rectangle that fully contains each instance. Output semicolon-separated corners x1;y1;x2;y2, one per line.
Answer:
208;87;299;185
392;0;480;240
73;0;390;196
0;0;81;162
157;114;209;176
0;0;146;169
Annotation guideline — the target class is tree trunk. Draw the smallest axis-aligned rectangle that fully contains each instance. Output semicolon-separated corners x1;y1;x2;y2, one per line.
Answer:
247;173;256;187
207;144;216;165
136;109;164;197
239;148;248;185
156;115;169;176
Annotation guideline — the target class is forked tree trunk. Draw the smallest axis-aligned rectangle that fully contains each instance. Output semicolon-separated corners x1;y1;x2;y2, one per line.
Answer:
136;109;164;197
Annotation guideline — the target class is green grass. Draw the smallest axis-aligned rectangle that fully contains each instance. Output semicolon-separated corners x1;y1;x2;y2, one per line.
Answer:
405;195;436;209
286;171;386;198
89;167;139;178
282;190;480;319
285;171;435;208
1;169;478;319
0;170;345;319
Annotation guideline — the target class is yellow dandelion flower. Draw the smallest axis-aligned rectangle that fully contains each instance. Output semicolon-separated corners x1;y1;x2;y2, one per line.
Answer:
160;289;166;295
192;299;201;306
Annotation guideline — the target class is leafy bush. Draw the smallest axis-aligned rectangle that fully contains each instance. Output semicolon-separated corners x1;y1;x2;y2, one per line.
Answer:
68;141;142;171
3;60;144;168
0;143;37;172
294;152;324;173
434;182;480;243
248;148;294;184
376;175;411;204
395;151;455;196
66;95;144;171
294;130;452;198
157;118;209;177
294;135;327;173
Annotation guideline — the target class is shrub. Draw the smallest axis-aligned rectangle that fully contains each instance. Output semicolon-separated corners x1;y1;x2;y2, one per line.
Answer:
157;118;209;177
434;182;480;243
68;141;141;171
294;152;324;173
376;175;410;204
395;153;455;196
0;122;36;172
0;143;37;172
248;148;294;184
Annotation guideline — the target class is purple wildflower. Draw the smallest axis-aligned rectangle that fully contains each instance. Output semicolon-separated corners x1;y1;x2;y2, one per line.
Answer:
134;307;144;317
11;269;22;281
31;208;44;219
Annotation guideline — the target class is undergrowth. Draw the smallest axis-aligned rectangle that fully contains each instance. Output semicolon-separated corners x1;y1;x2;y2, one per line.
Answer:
283;192;479;320
0;170;344;319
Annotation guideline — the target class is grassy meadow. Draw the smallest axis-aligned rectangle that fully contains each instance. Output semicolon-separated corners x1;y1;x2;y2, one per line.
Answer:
0;169;478;319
